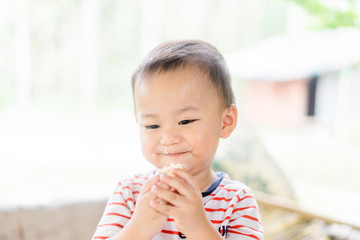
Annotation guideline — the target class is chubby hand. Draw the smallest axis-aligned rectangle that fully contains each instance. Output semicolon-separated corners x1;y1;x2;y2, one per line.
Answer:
124;175;168;238
150;169;209;236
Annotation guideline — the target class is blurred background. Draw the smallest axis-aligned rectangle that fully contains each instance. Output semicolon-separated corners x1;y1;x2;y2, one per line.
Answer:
0;0;360;239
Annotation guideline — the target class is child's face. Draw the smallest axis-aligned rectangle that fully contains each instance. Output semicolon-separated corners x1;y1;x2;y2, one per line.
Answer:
134;66;230;177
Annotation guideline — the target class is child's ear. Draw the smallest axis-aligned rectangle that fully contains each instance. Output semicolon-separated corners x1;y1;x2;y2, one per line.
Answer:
220;104;237;138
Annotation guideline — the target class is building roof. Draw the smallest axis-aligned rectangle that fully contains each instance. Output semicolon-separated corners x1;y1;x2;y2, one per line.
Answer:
225;28;360;81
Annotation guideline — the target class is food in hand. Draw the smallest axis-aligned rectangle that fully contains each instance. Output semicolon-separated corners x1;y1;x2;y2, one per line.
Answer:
156;163;185;177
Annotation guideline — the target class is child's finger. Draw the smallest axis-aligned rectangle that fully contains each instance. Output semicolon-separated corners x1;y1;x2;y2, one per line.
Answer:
170;168;199;191
149;197;175;215
156;181;170;190
151;184;180;206
158;173;196;197
141;175;160;193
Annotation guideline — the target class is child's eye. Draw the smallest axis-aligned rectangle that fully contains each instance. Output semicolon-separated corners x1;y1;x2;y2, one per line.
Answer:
145;125;160;129
178;119;196;125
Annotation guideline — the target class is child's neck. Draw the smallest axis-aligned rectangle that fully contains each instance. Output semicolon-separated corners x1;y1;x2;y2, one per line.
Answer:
196;169;218;192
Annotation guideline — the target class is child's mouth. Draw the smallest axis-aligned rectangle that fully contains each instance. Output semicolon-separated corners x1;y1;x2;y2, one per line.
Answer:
160;150;192;160
163;152;187;157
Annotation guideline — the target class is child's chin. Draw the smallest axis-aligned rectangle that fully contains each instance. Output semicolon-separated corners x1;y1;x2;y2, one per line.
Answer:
162;152;192;162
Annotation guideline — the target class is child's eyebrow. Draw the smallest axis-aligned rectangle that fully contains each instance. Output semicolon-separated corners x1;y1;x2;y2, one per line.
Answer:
175;106;200;114
139;112;158;119
139;106;200;119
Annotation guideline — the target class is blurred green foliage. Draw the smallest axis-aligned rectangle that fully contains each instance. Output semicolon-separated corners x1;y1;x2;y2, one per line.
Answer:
289;0;360;28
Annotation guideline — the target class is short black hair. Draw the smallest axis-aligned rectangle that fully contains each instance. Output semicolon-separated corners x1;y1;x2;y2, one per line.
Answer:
132;40;235;106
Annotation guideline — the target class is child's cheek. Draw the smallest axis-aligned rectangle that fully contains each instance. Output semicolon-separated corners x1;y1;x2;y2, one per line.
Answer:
141;134;157;160
140;134;150;153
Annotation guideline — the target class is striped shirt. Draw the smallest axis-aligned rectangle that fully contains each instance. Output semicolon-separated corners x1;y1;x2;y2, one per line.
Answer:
92;171;264;240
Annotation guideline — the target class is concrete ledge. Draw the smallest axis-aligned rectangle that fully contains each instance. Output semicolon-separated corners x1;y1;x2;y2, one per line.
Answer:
0;200;106;240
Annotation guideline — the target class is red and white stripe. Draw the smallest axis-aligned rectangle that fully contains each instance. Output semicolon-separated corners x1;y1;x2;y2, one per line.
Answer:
92;172;263;240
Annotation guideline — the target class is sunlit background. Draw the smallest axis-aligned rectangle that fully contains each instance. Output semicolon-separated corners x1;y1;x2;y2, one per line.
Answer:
1;0;360;238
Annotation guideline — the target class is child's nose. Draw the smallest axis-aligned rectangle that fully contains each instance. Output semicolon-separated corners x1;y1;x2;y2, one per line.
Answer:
160;128;181;146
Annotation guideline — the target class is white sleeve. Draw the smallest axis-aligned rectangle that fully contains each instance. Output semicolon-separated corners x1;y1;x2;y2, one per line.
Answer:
91;181;134;239
226;190;264;240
